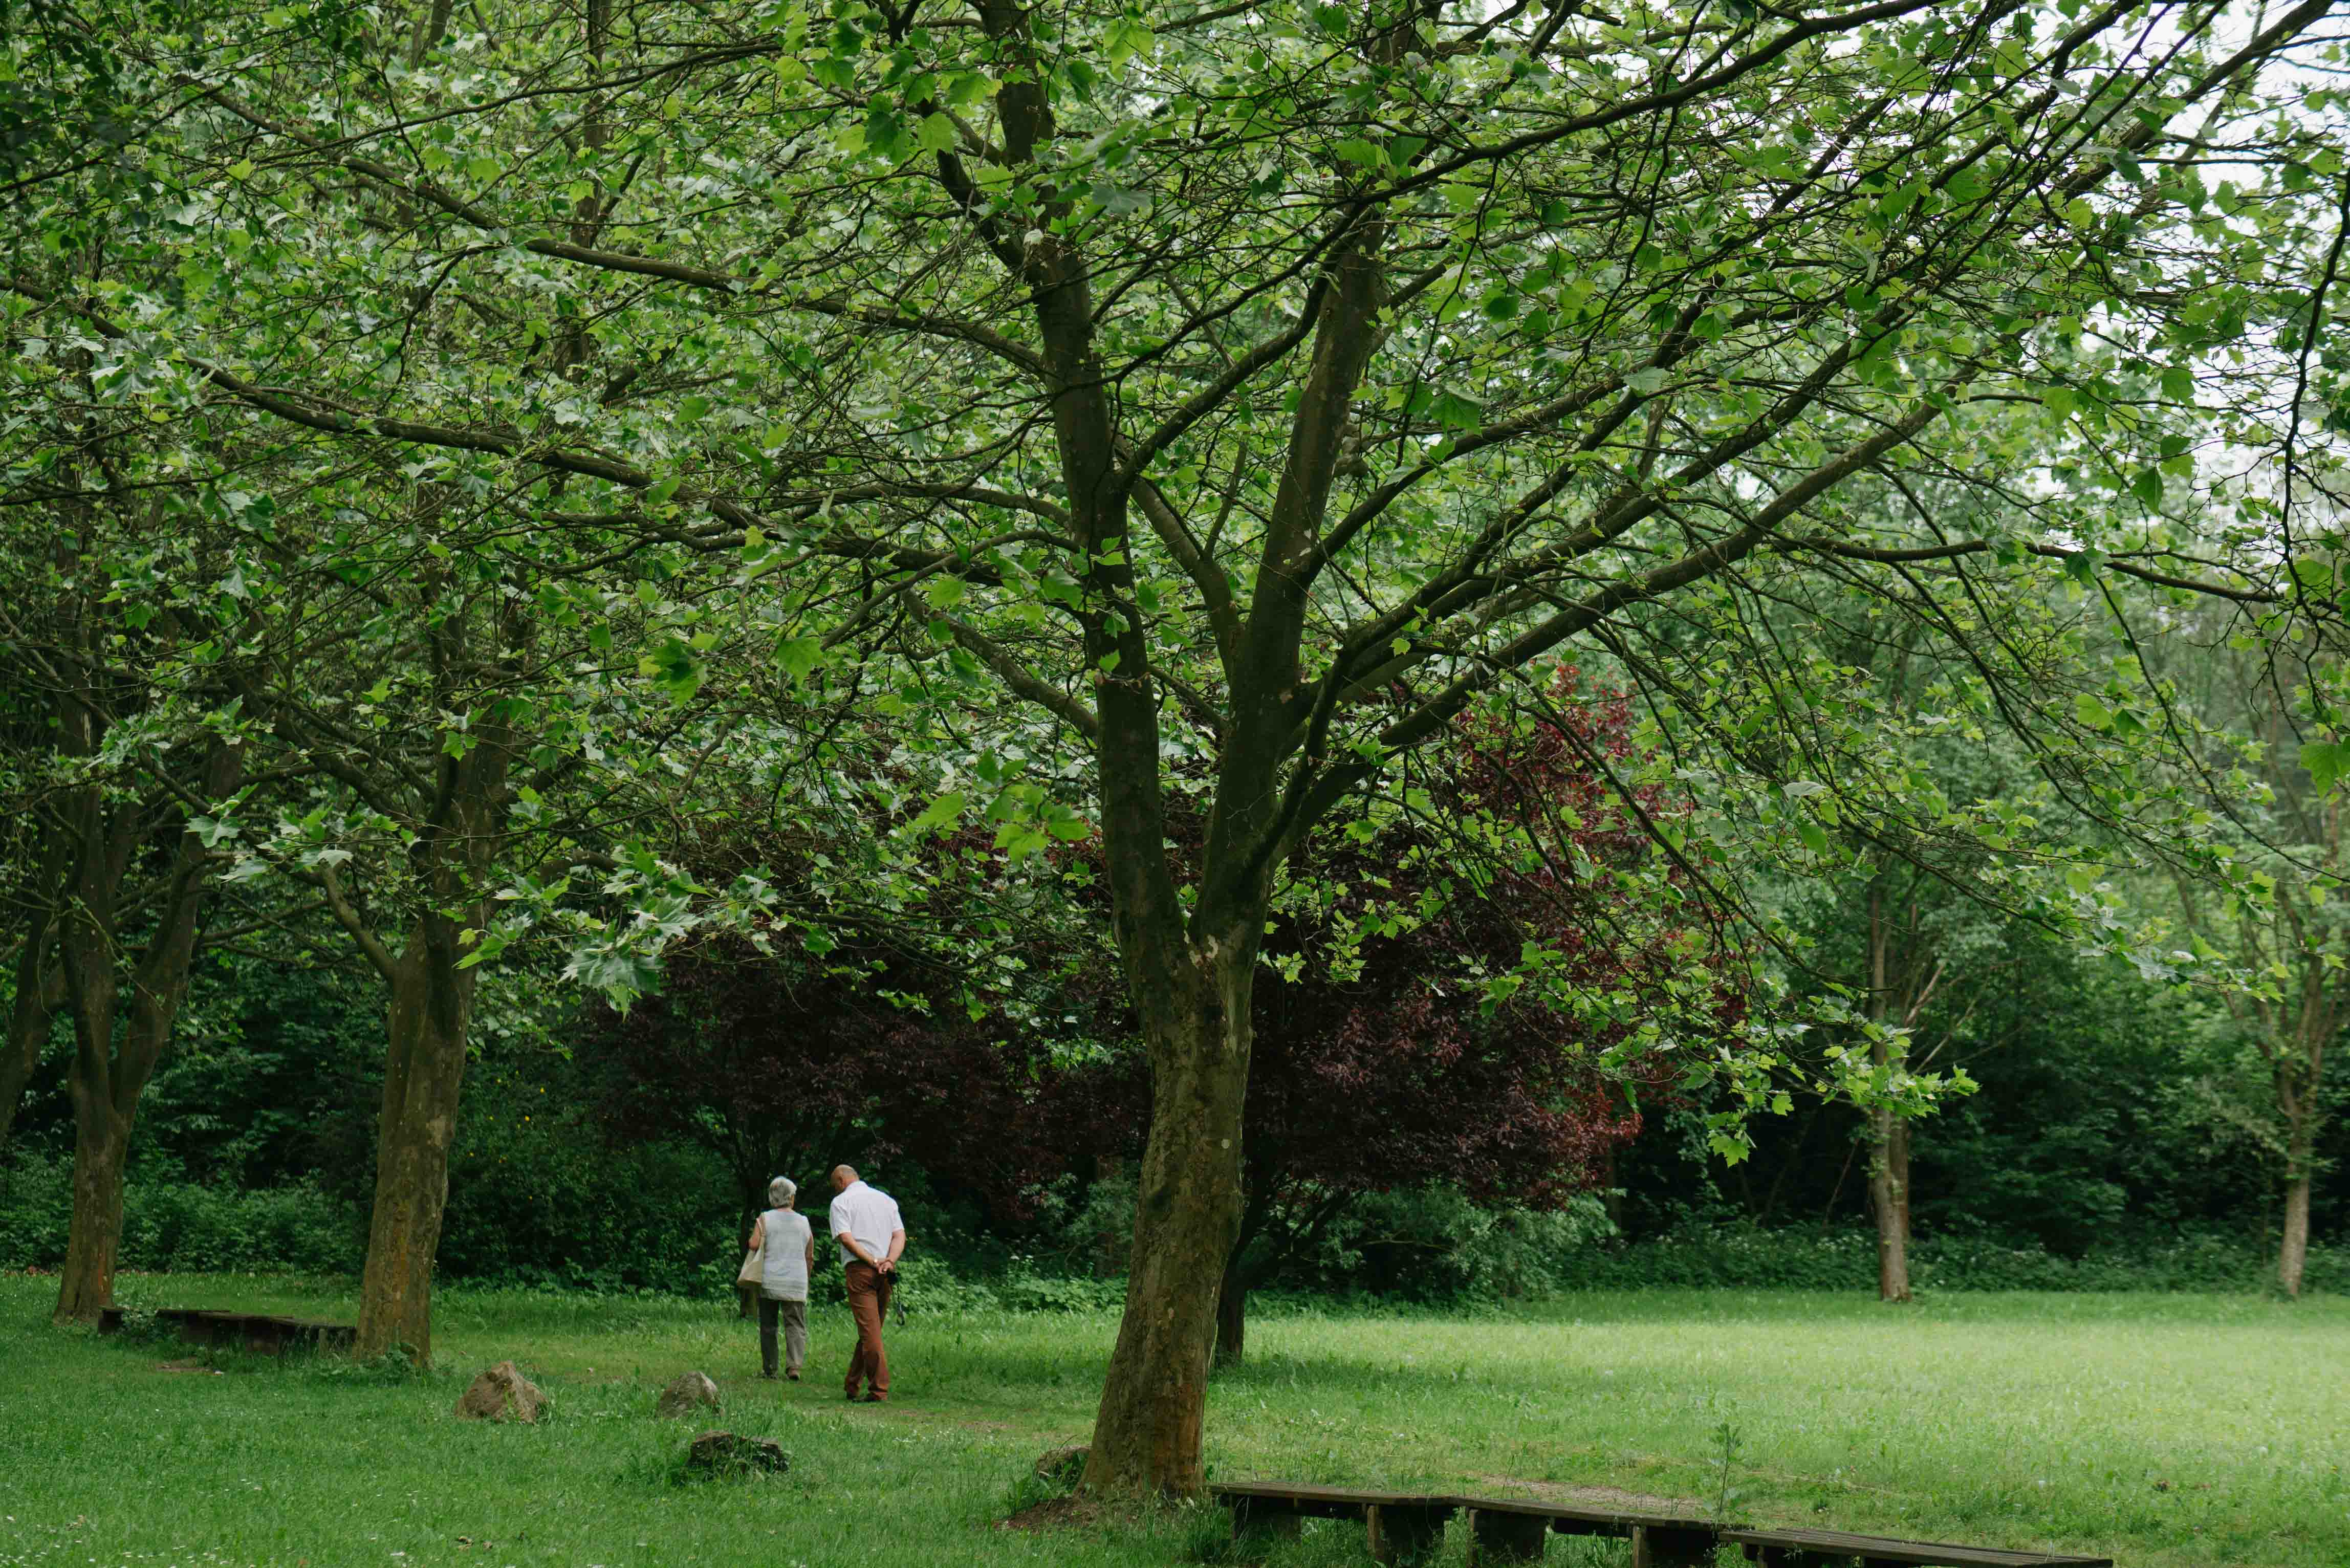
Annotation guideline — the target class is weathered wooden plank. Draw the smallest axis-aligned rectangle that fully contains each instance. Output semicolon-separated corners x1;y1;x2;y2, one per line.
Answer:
1728;1527;2113;1567
1215;1481;1453;1507
1457;1495;1714;1532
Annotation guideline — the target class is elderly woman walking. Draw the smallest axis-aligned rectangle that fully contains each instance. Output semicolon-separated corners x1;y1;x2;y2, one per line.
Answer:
745;1177;815;1381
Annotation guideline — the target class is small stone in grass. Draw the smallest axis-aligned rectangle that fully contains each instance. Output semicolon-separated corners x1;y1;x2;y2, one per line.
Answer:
453;1361;548;1423
655;1371;721;1419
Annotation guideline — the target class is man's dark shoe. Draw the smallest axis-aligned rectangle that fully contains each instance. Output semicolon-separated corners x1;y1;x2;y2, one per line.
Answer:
786;1370;800;1382
862;1393;886;1403
844;1390;860;1401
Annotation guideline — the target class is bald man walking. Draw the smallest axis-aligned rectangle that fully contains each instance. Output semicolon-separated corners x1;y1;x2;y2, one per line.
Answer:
827;1165;905;1403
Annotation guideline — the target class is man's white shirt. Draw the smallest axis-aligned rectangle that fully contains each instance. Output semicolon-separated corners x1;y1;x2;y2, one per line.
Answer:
829;1180;903;1268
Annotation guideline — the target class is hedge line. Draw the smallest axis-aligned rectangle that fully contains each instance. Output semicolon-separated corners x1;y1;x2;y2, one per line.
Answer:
3;1157;2334;1297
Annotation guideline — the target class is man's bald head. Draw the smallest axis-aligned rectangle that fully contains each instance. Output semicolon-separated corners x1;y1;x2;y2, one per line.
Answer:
830;1165;858;1192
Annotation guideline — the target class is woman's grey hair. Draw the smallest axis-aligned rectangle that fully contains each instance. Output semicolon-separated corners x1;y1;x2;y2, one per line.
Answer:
767;1177;797;1206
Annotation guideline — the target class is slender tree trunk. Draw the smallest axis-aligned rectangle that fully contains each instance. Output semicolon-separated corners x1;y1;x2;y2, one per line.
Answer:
1864;879;1911;1303
1092;1154;1123;1279
2275;1013;2325;1299
1;957;60;1157
1213;1254;1247;1369
1869;1103;1911;1303
1083;950;1249;1498
2276;1054;2315;1299
2;832;69;1156
2278;1160;2311;1299
355;916;477;1363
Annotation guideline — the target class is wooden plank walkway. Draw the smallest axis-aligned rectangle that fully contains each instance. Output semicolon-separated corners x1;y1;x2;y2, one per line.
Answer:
1214;1483;1459;1564
1209;1481;2116;1567
1213;1482;1715;1565
1726;1526;2112;1567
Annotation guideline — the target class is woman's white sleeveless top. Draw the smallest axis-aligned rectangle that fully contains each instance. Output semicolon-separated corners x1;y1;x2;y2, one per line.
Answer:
760;1209;812;1301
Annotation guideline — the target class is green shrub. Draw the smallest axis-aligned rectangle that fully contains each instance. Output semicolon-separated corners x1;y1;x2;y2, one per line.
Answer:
0;1155;363;1273
1550;1224;2347;1294
0;1156;72;1267
1278;1185;1617;1302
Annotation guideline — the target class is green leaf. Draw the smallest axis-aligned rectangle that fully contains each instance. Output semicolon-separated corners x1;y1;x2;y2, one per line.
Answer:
771;633;822;685
2075;693;2115;730
1333;139;1384;167
1102;16;1156;62
2302;742;2348;795
908;791;967;836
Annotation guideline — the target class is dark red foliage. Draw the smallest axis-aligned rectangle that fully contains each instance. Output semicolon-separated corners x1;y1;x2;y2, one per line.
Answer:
1223;667;1743;1283
582;943;1131;1227
584;667;1739;1290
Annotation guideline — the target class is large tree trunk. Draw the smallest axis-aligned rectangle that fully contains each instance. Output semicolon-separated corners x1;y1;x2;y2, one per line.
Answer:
355;917;480;1362
1083;953;1250;1498
52;939;127;1323
51;743;240;1323
1213;1254;1247;1370
345;613;517;1363
54;1087;130;1320
1869;1103;1911;1304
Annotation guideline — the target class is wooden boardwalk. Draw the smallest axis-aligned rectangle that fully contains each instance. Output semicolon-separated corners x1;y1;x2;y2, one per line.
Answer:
1209;1479;2115;1567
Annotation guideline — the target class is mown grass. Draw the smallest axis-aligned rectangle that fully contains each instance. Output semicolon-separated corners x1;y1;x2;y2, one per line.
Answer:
1;1275;2341;1567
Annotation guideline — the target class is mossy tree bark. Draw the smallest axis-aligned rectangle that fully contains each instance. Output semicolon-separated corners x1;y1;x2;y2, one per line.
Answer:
328;662;520;1365
50;731;242;1325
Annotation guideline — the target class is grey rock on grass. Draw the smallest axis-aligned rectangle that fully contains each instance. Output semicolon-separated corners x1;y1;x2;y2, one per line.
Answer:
453;1361;548;1423
655;1371;721;1419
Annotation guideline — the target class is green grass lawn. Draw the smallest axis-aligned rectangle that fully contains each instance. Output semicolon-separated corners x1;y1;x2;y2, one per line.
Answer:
1;1275;2341;1568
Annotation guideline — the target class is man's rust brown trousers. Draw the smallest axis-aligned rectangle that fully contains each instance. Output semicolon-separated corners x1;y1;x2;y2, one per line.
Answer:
843;1260;893;1400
